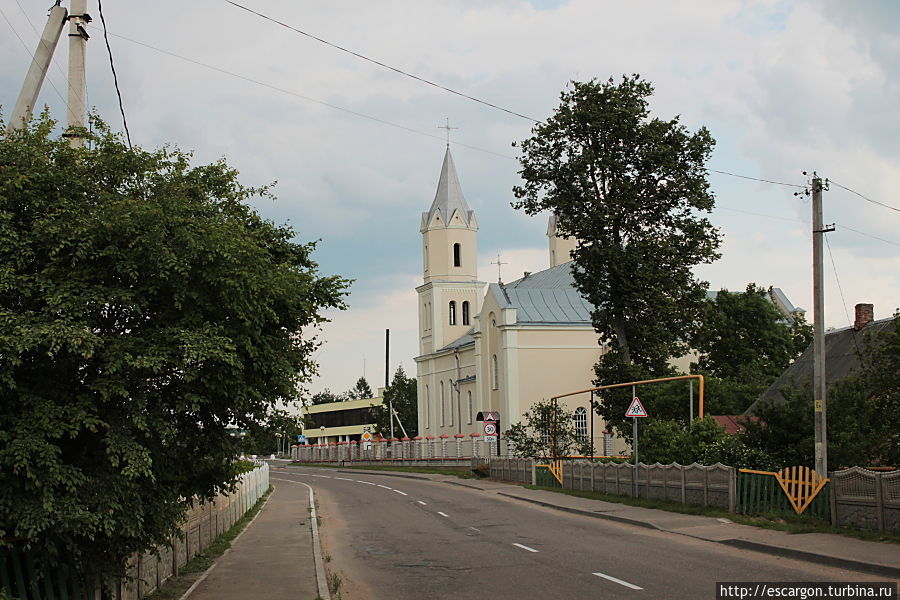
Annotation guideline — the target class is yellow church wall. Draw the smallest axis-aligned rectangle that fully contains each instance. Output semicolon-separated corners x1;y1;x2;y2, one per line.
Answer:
422;225;477;283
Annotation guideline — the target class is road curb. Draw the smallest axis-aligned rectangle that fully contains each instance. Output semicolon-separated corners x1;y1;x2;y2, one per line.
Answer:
718;539;900;580
497;492;660;530
444;480;485;491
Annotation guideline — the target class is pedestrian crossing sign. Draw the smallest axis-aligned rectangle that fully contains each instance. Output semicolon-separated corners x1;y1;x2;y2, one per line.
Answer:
625;397;648;418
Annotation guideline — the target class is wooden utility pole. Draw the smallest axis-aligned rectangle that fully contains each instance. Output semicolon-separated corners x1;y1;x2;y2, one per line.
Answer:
8;3;68;130
66;0;90;147
811;174;832;476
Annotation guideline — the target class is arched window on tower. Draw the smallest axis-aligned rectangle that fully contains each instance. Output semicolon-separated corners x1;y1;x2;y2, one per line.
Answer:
449;301;457;325
462;301;470;326
453;243;461;267
492;355;499;390
574;407;588;442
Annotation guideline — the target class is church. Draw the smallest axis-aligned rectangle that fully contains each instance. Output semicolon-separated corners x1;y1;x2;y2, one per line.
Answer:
414;146;626;455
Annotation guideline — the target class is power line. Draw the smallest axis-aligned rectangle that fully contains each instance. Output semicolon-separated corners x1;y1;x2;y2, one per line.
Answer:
828;178;900;214
223;0;541;124
96;0;131;148
837;224;900;248
824;234;854;330
708;168;806;189
107;31;516;160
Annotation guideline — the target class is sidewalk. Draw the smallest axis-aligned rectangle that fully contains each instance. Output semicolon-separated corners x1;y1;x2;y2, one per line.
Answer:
337;468;900;580
185;477;322;600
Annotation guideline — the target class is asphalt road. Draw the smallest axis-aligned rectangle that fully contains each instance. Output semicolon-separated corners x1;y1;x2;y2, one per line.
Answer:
270;466;886;599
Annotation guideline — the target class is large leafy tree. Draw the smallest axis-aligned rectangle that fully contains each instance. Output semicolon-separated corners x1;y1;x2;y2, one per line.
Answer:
0;114;348;581
503;399;590;460
693;284;812;386
512;76;720;436
372;366;417;438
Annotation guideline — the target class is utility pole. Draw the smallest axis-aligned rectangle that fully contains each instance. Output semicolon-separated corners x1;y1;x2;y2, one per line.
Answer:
8;3;68;131
67;0;90;147
386;329;394;440
811;173;832;476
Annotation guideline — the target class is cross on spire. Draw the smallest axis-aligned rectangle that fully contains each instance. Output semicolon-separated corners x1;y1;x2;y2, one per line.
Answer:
491;252;508;284
437;117;458;146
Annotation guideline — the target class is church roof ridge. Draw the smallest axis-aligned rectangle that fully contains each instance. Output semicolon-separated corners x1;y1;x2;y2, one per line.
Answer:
425;147;473;227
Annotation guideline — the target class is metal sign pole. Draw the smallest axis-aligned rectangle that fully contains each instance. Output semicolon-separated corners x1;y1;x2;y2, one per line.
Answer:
632;384;638;498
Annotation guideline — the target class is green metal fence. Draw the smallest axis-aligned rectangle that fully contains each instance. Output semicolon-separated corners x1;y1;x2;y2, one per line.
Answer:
0;549;96;600
534;465;562;488
736;469;831;521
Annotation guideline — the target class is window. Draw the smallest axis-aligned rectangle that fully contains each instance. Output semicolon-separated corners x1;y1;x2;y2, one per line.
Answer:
453;243;461;267
574;407;588;441
449;301;457;325
425;384;430;429
462;301;470;326
448;380;454;426
424;245;429;271
467;391;473;424
492;355;499;390
439;381;445;426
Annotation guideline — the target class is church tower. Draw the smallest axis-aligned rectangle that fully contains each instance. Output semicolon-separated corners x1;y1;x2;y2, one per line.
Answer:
417;148;484;355
547;213;577;267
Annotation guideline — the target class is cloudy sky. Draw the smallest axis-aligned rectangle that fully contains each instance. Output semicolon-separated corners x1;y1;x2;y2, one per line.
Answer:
2;0;898;399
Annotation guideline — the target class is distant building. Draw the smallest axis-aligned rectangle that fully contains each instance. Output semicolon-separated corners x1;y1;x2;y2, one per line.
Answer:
303;392;384;444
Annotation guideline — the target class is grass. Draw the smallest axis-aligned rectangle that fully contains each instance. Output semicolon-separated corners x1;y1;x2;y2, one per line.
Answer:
524;484;900;544
144;486;273;600
288;461;479;479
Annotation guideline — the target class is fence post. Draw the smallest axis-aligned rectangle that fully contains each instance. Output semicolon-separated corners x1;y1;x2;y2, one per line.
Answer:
875;472;885;533
703;466;709;507
728;466;736;513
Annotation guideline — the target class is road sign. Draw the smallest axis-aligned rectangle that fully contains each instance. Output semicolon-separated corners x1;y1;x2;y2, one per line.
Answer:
297;435;306;443
477;411;500;422
361;431;373;442
625;397;647;418
483;423;497;436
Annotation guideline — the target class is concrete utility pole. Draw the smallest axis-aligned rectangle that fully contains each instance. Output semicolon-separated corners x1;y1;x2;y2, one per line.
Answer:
67;0;90;147
8;3;69;131
811;174;832;476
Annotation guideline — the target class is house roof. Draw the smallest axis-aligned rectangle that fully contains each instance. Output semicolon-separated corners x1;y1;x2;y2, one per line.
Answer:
744;317;896;415
421;147;474;228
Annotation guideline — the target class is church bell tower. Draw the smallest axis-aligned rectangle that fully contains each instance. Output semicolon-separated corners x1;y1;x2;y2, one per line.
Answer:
417;147;484;355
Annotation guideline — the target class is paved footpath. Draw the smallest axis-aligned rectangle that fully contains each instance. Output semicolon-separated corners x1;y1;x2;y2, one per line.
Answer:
185;475;322;600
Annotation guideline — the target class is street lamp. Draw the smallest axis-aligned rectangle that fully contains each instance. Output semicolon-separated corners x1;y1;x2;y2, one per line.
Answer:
275;432;283;457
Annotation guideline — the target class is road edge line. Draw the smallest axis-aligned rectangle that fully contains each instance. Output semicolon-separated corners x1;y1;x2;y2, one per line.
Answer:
496;492;660;530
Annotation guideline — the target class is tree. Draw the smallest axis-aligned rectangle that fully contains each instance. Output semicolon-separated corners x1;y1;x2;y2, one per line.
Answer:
242;409;305;456
372;366;418;438
693;284;812;386
0;114;349;582
347;376;374;400
310;388;347;405
503;399;590;459
512;76;720;437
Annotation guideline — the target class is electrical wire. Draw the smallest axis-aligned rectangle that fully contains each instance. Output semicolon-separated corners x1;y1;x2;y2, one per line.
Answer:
708;168;806;189
824;235;854;330
107;31;516;160
223;0;541;124
828;178;900;214
96;0;131;148
837;224;900;248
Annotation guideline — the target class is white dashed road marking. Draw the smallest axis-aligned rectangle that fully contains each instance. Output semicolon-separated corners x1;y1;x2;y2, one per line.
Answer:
512;543;539;553
357;480;377;485
335;477;355;481
593;572;643;590
311;475;331;478
437;511;450;518
394;490;408;496
377;484;392;490
417;501;427;506
469;527;481;532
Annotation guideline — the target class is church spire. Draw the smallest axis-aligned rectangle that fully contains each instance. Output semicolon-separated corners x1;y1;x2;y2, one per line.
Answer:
422;147;474;230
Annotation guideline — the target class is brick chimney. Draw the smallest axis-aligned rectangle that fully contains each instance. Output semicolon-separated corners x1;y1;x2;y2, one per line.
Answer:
853;303;874;330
